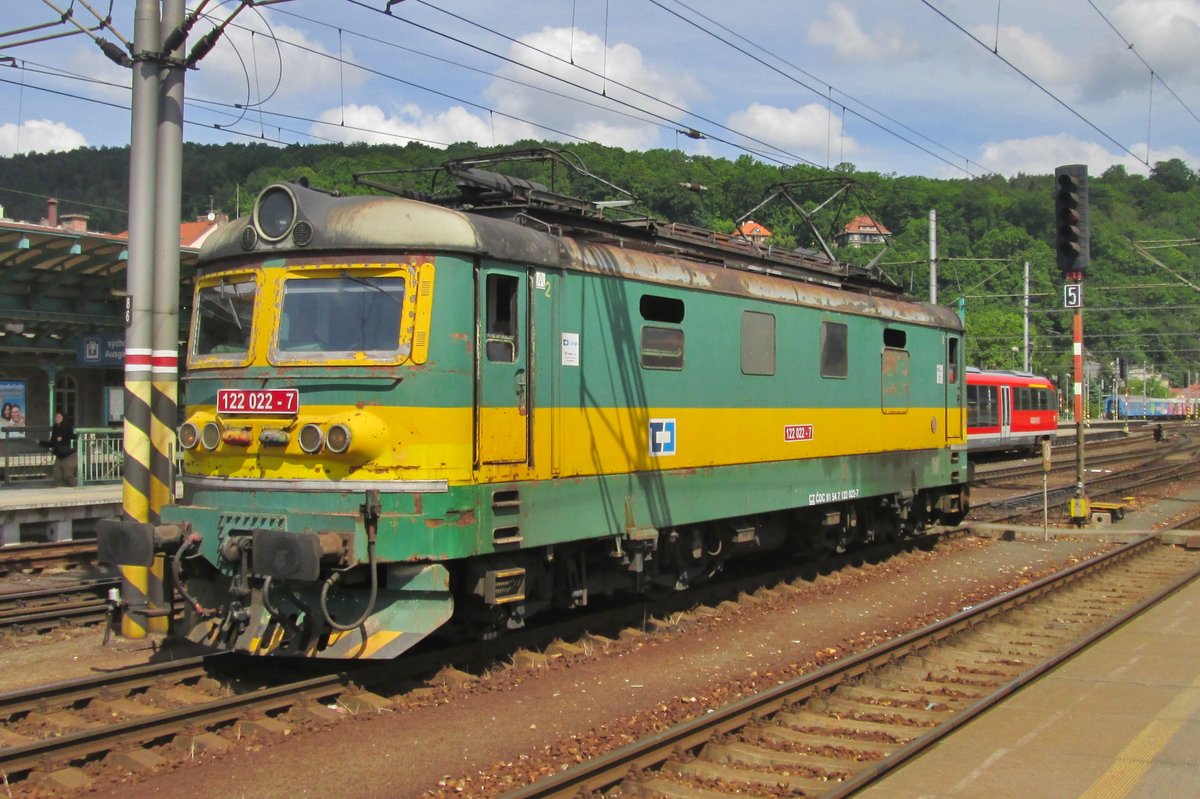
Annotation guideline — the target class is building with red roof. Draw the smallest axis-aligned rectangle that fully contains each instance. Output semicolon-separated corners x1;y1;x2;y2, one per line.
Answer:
738;220;771;240
835;215;891;248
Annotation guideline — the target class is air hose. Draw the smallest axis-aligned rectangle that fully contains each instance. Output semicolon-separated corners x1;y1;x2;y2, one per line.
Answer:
319;533;378;631
172;532;217;617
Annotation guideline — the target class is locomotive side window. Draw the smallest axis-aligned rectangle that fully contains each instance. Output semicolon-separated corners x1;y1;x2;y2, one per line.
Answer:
486;274;519;362
741;311;776;376
277;275;405;355
640;295;685;323
641;326;684;369
195;279;255;356
947;338;959;383
883;328;907;348
820;321;848;378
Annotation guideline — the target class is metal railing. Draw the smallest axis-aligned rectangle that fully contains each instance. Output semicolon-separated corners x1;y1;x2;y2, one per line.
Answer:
0;427;129;486
77;429;125;484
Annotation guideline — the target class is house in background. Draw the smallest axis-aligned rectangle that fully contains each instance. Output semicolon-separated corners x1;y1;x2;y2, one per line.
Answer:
738;220;772;245
835;215;891;248
177;212;229;248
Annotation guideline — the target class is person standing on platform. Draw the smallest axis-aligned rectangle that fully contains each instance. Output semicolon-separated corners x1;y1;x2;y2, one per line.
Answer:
41;412;77;486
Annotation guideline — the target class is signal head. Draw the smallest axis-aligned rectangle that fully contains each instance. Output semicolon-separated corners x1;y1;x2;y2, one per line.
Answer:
1054;165;1089;278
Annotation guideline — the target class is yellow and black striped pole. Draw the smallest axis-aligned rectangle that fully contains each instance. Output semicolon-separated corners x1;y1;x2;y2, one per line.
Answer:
119;0;184;639
121;349;161;637
145;0;187;637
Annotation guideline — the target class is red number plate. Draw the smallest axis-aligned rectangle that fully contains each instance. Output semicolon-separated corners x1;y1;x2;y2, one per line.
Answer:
217;389;299;415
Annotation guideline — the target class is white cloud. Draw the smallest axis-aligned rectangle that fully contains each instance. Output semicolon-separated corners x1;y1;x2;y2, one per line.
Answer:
482;26;699;149
194;18;363;104
974;24;1071;91
974;133;1196;177
1078;0;1200;102
0;120;88;157
807;3;919;62
313;103;518;148
1111;0;1200;79
309;26;693;152
726;102;858;162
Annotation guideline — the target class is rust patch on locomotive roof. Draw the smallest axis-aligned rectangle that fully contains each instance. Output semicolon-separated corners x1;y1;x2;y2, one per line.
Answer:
565;238;954;326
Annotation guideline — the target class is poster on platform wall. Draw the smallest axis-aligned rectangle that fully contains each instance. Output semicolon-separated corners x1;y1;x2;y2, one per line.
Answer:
106;386;124;424
0;380;27;438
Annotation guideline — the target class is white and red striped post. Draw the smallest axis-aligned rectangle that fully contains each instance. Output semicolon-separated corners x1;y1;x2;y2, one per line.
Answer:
1069;275;1089;523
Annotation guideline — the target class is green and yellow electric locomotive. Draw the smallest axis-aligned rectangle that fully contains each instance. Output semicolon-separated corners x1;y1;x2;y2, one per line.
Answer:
99;151;968;659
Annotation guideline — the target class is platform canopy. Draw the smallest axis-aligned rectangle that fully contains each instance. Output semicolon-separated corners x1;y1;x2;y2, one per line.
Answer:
0;221;199;361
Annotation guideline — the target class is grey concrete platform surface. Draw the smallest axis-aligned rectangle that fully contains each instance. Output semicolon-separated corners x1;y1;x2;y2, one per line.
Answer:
0;484;122;545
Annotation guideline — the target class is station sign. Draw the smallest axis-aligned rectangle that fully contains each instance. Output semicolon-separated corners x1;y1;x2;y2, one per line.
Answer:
77;332;125;367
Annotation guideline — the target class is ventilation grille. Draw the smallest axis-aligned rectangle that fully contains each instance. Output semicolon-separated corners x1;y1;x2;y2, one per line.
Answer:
219;512;287;536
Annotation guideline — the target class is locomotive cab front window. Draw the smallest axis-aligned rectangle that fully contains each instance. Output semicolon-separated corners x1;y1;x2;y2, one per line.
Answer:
276;274;406;359
195;279;256;357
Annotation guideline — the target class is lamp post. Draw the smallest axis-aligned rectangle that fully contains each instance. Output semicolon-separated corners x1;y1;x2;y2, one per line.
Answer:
1011;346;1020;370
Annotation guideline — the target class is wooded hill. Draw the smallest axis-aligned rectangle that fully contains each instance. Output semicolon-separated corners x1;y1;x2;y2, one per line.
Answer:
2;141;1197;393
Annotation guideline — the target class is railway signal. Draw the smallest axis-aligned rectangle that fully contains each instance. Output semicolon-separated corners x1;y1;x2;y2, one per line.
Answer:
1054;164;1089;278
1056;163;1091;525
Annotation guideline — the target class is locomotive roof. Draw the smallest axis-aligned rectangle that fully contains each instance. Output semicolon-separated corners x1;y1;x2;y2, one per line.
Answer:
199;176;962;331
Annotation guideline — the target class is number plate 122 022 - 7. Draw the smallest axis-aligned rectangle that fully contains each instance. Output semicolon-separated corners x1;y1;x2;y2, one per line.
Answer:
216;388;299;415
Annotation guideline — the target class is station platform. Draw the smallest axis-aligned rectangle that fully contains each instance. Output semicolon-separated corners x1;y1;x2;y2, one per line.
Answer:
863;491;1200;799
860;565;1200;799
0;484;121;545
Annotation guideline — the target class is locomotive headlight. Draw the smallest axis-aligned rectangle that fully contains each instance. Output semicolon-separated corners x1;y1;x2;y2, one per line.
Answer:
200;422;221;450
254;185;297;241
178;422;199;450
325;423;353;454
298;423;325;453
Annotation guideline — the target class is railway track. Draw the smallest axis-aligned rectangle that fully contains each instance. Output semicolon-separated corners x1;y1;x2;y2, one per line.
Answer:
0;578;116;633
0;529;970;792
0;539;98;575
972;433;1200;521
973;430;1156;484
499;537;1200;799
0;652;368;787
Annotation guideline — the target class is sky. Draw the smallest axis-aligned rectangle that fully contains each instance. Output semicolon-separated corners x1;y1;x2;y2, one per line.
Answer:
0;0;1198;184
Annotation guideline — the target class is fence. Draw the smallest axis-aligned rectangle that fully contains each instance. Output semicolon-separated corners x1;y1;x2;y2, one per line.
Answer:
0;427;156;486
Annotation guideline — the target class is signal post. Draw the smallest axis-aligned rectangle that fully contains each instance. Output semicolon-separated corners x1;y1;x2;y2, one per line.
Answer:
1056;164;1090;525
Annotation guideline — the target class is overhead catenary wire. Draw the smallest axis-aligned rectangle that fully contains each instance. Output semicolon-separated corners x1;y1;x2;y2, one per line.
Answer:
920;0;1150;167
264;7;680;141
650;0;991;177
0;73;342;147
1084;0;1200;131
360;0;824;169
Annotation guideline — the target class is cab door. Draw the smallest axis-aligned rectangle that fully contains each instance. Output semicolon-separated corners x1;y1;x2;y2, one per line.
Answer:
944;336;963;440
477;266;529;464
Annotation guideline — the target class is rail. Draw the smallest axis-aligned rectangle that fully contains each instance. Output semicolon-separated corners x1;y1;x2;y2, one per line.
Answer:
500;539;1200;799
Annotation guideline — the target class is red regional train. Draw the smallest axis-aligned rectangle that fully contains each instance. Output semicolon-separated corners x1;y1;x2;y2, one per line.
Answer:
966;367;1059;455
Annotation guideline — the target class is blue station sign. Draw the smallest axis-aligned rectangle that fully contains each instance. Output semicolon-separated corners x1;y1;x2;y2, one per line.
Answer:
77;333;125;367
